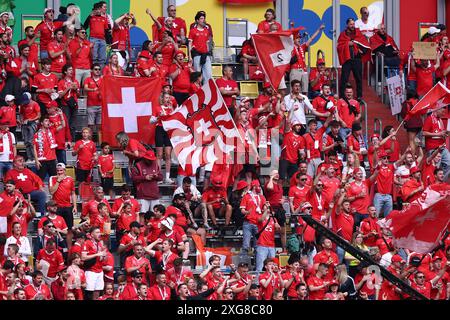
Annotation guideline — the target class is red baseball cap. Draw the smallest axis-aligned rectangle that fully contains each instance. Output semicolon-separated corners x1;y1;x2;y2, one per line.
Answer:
139;50;151;59
371;133;380;140
378;149;388;158
250;179;260;188
175;50;186;58
211;176;224;186
409;166;420;175
391;254;406;264
236;180;248;191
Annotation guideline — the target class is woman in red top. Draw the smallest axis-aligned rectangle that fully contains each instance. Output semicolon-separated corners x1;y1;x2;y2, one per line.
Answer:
169;50;193;105
154;31;178;68
381;125;400;162
98;142;115;199
103;53;124;76
189;71;202;95
400;90;422;155
58;64;80;139
72;127;97;183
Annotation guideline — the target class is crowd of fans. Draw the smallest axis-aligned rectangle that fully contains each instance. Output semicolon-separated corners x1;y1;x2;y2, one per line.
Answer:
0;3;448;301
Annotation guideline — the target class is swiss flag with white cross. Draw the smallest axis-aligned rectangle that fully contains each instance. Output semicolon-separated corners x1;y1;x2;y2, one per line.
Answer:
101;76;162;146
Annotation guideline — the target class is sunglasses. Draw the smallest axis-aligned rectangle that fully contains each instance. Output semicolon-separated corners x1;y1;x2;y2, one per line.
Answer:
225;291;233;294
416;276;425;279
94;68;101;71
305;207;312;210
300;178;307;181
317;184;324;187
134;275;143;278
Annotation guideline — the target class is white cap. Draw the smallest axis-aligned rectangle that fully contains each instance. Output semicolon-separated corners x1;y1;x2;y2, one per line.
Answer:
56;163;66;169
0;12;12;18
44;7;54;15
5;94;15;102
161;218;174;231
397;166;410;177
291;119;301;127
428;26;441;35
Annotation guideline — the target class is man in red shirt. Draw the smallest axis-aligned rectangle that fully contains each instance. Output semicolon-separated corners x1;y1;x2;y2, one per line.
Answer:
347;122;367;162
6;44;37;80
19;92;41;161
259;258;283;300
83;64;103;136
148;273;172;300
124;244;151;284
47;28;67;78
313;238;339;281
189;11;212;82
68;27;92;86
304;116;331;177
255;203;280;271
264;170;286;251
400;166;425;204
24;270;52;300
33;115;57;180
317;164;341;209
280;121;305;181
18;26;39;72
312;83;337;128
4;155;47;215
169;50;193;105
36;238;65;285
83;2;110;67
202;178;232;233
49;162;77;248
337;84;361;144
257;9;282;34
310;60;332;98
216;66;240;112
34;8;64;60
289;173;311;215
307;263;330;300
240;180;266;255
360;205;381;247
82;226;108;300
81;186;112;223
148;52;168;81
32;58;59;115
72;127;97;182
112;13;135;69
423;107;449;178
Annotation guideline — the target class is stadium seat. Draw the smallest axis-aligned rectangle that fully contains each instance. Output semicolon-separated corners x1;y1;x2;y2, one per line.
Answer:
66;166;76;180
239;81;259;98
113;168;124;185
212;64;223;78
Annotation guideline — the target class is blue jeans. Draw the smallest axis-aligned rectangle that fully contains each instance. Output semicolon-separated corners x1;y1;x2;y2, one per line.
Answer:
193;55;212;83
353;212;369;231
90;37;107;67
56;149;66;165
336;246;345;264
440;148;450;180
373;193;393;218
242;221;258;253
40;50;49;60
29;190;48;216
256;245;276;272
0;161;13;180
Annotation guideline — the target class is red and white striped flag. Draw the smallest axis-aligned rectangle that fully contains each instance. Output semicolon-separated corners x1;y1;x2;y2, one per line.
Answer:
161;79;242;173
378;184;450;253
406;81;450;119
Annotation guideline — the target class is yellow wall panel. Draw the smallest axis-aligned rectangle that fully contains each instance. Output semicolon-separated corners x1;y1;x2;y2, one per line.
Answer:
130;0;162;42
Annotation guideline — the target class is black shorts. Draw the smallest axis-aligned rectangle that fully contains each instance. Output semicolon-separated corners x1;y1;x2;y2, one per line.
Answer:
57;206;74;229
155;126;172;147
273;206;286;227
406;127;421;133
76;168;90;182
101;177;114;194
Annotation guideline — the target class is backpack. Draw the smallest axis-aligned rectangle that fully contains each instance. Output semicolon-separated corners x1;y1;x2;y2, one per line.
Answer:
286;234;301;254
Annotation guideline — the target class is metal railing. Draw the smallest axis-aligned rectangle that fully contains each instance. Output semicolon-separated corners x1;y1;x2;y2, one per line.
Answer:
360;100;368;142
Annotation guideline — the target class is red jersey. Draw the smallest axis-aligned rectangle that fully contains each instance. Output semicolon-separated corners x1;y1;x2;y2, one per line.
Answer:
49;175;74;207
32;72;59;104
334;212;354;241
263;181;283;208
164;205;187;228
313;250;339;281
148;284;171;300
74;139;96;170
320;176;340;207
4;168;43;194
347;133;365;161
98;154;114;178
19;100;40;121
259;271;282;300
119;233;146;255
346;179;371;214
257;20;282;33
307;275;327;300
401;178;422;202
112;197;140;216
36;249;65;278
0;105;16;127
7;56;37;78
24;282;52;300
309;69;331;92
84;77;103;106
7;212;32;237
102;65;124;76
154;42;176;67
81;198;111;222
423;114;446;151
35;20;64;51
304;127;327;160
124;255;151;284
169;62;191;93
112;24;130;51
82;239;105;273
288;185;310;210
337;98;360;128
47;40;67;72
416;65;435;96
421;161;436;187
165;266;193;287
116;212;138;232
281;131;304;164
291;44;308;70
240;192;266;225
202;187;228;210
189;27;210;54
257;217;276;247
48;112;71;149
18;39;39;69
216;77;238;107
375;164;395;194
88;15;109;39
68;37;92;70
360;216;381;247
57;78;80;105
38;214;68;232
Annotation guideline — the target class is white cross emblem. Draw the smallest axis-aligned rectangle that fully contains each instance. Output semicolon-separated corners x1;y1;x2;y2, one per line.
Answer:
173;22;178;29
224;84;232;91
269;36;294;67
196;118;212;136
17;173;28;181
107;87;152;133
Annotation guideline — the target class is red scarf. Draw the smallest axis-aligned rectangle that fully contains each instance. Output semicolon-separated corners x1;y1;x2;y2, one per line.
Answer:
36;128;57;160
337;28;371;65
0;130;14;160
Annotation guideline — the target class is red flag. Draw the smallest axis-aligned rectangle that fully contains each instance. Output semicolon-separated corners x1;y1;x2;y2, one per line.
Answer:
101;76;162;147
251;31;294;90
406;82;450;119
378;184;450;253
161;79;242;174
337;28;371;65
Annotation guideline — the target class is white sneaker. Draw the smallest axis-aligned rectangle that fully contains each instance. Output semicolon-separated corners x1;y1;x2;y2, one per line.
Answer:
204;223;211;230
164;178;175;184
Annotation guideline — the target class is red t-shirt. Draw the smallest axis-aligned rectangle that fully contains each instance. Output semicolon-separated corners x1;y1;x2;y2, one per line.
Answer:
169;62;191;93
34;20;64;51
307;275;327;300
116;212;138;232
68;38;92;70
416;65;435;96
291;44;308;70
259;271;282;300
4;168;43;194
112;24;130;51
19;100;40;121
38;215;68;232
88;15;109;39
98;154;114;178
257;217;276;247
337;98;360;128
47;40;67;72
49;176;75;207
216;77;238;107
74;139;97;170
82;239;105;273
112;197;140;216
288;185;310;210
202;187;228;210
304;127;327;160
240;193;266;225
189;27;210;54
57;78;80;104
347;134;365;161
313;250;338;281
320;176;340;208
309;69;331;91
37;249;65;278
164;205;187;228
84;77;103;107
124;255;151;284
32;72;59;104
422;114;446;151
334;212;354;241
0;105;17;127
375;164;394;194
263;181;283;208
18;39;39;68
421;161;436;187
81;199;112;222
257;20;282;33
360;216;381;247
346;179;371;214
24;283;52;300
7;213;32;237
49;112;71;149
281;131;304;164
154;42;176;67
